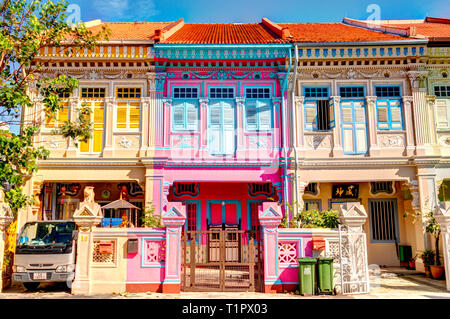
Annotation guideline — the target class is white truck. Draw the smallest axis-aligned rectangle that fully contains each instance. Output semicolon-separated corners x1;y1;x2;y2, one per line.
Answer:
12;220;77;291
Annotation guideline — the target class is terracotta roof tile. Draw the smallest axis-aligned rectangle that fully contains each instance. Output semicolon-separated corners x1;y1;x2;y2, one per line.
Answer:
278;23;408;43
382;22;450;38
160;23;285;44
87;22;173;40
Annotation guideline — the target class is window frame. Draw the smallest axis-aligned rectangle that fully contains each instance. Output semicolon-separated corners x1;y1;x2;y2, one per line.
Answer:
368;198;400;244
208;89;236;156
44;101;70;130
374;85;403;130
114;87;142;131
244;87;273;132
78;100;105;154
80;87;106;99
339;86;365;99
171;86;200;132
303;86;333;132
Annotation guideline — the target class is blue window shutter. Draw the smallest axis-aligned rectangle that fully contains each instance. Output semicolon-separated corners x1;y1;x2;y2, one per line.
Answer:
245;101;257;130
329;98;336;129
389;99;403;130
258;100;272;130
186;101;198;130
304;100;317;130
172;103;185;130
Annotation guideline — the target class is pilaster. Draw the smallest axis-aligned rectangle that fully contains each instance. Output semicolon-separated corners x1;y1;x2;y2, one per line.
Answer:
161;202;186;294
102;97;115;157
331;96;343;157
366;96;380;156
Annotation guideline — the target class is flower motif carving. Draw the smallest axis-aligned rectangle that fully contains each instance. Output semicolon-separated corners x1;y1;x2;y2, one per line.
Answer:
118;136;133;149
439;135;450;146
307;135;332;149
378;135;404;147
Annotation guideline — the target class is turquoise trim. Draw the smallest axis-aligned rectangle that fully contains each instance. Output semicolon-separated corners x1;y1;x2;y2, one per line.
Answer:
341;98;368;155
140;237;166;268
208;99;236;156
246;199;263;231
206;199;241;227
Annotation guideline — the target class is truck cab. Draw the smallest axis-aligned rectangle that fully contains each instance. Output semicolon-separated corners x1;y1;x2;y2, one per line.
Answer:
12;220;77;291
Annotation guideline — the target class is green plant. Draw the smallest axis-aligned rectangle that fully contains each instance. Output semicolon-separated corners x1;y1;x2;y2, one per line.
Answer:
424;211;441;266
140;206;162;228
420;249;435;266
280;207;340;229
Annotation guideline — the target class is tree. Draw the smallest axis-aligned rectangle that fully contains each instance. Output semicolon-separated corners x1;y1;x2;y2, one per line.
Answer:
0;0;109;213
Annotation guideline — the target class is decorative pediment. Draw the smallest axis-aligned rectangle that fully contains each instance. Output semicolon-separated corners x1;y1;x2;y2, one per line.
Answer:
72;187;103;231
259;202;282;227
338;202;368;231
262;207;280;218
163;206;183;218
339;202;367;218
161;202;186;227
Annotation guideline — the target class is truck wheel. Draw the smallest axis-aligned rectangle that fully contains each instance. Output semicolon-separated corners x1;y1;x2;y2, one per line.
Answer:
23;282;40;291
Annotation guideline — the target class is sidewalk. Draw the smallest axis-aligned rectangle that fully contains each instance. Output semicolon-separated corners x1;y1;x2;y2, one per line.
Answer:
1;267;449;299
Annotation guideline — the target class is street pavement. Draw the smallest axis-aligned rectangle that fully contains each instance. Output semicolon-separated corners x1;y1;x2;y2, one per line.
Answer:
1;267;449;299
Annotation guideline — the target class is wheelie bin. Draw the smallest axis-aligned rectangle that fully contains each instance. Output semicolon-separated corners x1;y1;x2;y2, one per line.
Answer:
298;257;317;296
317;257;335;295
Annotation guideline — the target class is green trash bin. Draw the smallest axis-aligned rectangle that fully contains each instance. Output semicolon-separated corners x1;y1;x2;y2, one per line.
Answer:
298;257;317;296
317;257;335;295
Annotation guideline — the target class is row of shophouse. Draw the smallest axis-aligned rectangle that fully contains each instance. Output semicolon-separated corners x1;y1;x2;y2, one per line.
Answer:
16;16;450;291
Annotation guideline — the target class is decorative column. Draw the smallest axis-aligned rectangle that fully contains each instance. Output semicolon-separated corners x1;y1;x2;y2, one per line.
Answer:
330;96;343;156
407;70;430;155
161;202;186;293
102;97;115;157
199;98;209;159
64;97;79;157
435;202;450;291
155;74;167;148
146;72;157;156
338;203;370;294
0;189;14;292
425;95;438;146
258;202;283;293
405;178;428;272
402;96;415;156
366;96;379;156
161;98;172;150
71;186;103;295
139;97;152;157
294;96;305;151
296;181;308;216
235;97;245;157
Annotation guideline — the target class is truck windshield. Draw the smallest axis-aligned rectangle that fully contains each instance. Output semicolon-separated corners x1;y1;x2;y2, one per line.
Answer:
17;222;75;247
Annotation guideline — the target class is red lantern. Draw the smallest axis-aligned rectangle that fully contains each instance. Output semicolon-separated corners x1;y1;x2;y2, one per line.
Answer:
60;186;66;204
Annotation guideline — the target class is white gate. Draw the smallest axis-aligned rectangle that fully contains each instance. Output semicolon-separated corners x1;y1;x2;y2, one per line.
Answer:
326;226;370;295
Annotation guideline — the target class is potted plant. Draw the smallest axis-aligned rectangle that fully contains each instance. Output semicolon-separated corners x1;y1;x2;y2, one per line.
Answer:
420;249;435;277
424;211;445;279
407;255;417;270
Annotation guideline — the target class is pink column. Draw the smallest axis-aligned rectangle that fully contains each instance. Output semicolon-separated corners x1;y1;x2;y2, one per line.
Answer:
259;202;282;293
161;202;186;293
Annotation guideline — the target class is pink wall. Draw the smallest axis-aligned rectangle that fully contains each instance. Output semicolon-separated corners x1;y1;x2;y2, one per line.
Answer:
126;229;167;290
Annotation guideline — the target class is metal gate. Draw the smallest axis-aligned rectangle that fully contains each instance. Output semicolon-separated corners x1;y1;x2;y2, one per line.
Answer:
181;229;263;292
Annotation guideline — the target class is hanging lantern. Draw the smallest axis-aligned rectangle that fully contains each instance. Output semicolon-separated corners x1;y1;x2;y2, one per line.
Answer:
60;185;66;204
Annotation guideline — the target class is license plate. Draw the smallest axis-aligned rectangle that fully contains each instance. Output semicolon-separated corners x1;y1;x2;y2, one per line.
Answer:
33;272;47;280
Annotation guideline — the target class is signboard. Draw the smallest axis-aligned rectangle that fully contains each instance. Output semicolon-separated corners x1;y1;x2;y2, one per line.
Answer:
332;184;359;199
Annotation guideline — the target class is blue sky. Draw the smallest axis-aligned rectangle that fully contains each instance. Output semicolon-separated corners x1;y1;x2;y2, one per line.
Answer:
69;0;449;23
